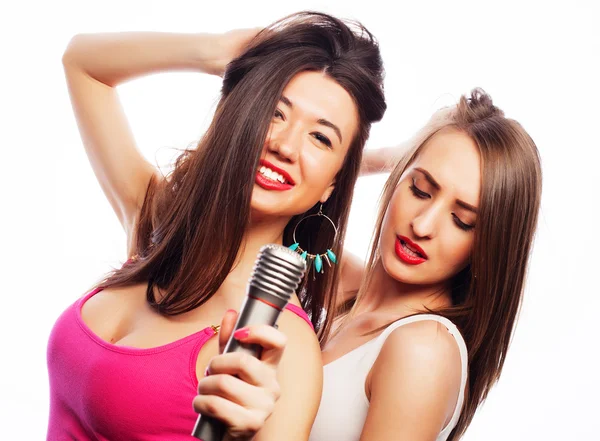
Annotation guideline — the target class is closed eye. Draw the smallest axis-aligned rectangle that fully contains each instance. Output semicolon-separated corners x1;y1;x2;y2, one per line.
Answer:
409;182;431;199
452;214;475;231
312;132;332;148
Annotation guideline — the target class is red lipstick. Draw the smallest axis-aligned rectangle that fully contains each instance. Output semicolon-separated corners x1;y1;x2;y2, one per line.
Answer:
255;159;295;191
395;235;428;265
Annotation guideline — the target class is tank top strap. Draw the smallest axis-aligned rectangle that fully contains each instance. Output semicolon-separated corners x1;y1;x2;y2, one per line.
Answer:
372;314;463;348
284;303;314;331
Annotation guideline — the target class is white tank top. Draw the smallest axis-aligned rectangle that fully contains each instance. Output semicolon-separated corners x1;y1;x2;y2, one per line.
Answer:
309;314;469;441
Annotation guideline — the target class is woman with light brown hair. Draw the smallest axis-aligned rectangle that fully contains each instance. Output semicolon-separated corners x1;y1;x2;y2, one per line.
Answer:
308;88;542;440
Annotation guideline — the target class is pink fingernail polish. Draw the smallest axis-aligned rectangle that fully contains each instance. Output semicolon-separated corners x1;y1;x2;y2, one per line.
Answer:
204;367;210;377
233;328;250;339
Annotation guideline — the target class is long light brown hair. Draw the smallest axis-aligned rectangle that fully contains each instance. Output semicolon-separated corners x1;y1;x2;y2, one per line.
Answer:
349;89;542;439
98;12;386;340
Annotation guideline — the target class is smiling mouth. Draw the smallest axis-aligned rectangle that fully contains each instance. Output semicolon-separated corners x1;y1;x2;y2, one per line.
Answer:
257;165;291;185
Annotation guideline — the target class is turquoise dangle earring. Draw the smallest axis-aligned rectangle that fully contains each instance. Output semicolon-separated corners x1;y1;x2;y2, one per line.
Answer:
289;204;338;279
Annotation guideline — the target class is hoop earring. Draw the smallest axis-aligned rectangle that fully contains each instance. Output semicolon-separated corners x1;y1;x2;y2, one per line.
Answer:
289;204;338;279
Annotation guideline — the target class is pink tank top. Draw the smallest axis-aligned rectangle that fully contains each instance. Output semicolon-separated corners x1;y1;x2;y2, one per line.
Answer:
46;287;313;440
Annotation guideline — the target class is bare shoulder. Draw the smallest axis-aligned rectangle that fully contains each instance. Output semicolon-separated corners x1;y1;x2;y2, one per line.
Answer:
376;319;462;379
280;294;318;345
277;297;322;392
277;306;321;366
253;303;322;440
360;319;464;440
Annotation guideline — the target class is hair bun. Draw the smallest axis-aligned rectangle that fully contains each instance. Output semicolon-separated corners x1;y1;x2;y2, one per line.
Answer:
457;87;504;123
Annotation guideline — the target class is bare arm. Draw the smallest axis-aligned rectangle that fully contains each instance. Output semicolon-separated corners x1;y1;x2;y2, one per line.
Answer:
359;146;401;175
62;30;257;254
253;311;323;440
359;321;463;441
360;107;457;177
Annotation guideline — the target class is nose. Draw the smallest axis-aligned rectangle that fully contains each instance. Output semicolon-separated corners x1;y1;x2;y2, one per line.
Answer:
267;124;301;163
410;204;440;240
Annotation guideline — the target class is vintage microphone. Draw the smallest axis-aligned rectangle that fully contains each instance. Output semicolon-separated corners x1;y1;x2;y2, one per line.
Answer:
192;244;307;440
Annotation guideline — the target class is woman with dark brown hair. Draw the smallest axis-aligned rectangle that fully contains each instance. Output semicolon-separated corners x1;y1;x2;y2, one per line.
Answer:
308;89;542;441
47;12;385;441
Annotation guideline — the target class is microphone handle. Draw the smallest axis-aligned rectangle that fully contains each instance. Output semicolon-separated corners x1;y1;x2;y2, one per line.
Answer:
191;291;288;440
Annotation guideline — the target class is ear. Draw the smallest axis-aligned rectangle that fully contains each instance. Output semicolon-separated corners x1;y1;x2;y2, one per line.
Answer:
320;181;336;203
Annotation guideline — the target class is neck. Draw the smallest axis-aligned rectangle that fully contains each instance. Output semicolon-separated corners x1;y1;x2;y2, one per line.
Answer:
215;213;291;307
356;260;452;316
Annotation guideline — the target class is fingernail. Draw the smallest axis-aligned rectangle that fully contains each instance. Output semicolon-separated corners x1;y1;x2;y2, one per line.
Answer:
233;328;250;339
226;309;237;314
204;367;210;377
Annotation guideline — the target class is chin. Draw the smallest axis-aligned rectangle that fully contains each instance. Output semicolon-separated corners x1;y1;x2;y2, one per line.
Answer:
386;268;424;285
249;201;283;219
382;253;430;285
249;193;294;220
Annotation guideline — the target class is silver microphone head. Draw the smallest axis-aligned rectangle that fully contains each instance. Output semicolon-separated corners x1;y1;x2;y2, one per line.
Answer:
249;244;307;303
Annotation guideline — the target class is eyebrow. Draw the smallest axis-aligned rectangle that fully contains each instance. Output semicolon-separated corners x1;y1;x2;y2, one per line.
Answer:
279;96;343;143
414;167;479;214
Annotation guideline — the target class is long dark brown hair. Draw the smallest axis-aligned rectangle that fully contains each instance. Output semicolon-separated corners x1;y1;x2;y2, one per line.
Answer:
349;89;542;440
98;11;386;340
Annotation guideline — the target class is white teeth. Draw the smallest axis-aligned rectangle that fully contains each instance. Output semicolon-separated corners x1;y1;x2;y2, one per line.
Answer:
258;166;287;184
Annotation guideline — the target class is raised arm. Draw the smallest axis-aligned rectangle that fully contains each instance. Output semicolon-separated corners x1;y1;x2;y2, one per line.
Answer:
360;320;463;441
62;30;257;254
360;106;457;177
360;146;401;175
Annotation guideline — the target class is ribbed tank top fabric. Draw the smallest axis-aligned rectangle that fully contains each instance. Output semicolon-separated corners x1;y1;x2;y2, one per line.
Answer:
46;287;312;440
309;314;468;441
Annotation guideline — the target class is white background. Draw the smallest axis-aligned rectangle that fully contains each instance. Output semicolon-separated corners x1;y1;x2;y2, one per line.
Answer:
1;0;599;439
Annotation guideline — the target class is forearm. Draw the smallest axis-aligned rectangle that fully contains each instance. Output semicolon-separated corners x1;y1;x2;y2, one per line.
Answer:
62;32;222;86
360;146;398;175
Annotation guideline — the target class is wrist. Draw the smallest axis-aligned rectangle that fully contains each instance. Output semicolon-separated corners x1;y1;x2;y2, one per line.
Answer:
192;33;228;76
199;28;262;77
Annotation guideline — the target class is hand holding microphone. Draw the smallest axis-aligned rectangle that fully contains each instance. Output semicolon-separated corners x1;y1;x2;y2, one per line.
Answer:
192;244;307;440
192;312;287;440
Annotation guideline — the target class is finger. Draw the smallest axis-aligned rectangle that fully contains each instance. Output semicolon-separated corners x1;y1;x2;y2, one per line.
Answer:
219;309;238;355
197;373;275;409
232;324;287;370
192;394;264;436
206;352;273;388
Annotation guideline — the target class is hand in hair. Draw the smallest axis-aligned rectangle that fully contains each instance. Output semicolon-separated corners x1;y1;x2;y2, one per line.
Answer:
192;309;287;441
359;107;456;176
207;28;263;77
360;146;402;175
